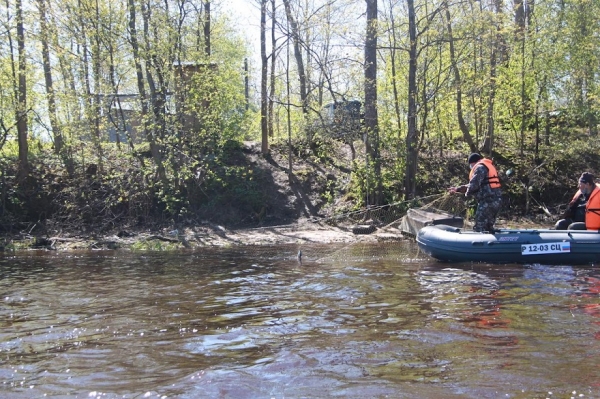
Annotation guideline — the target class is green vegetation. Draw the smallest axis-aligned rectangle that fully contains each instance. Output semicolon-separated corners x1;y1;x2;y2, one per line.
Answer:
2;135;600;238
0;0;598;237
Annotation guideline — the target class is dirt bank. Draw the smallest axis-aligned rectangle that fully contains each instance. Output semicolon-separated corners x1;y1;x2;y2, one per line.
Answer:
3;219;407;252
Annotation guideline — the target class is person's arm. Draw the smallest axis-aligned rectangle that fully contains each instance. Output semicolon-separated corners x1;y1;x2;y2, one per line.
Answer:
563;191;585;218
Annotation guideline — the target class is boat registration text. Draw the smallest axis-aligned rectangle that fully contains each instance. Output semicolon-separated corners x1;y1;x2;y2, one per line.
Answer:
521;242;571;255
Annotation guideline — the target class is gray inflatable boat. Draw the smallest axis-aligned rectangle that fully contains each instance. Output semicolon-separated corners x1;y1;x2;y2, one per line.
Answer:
416;224;600;264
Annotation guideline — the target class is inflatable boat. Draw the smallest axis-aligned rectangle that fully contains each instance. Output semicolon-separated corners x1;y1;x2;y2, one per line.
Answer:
416;224;600;265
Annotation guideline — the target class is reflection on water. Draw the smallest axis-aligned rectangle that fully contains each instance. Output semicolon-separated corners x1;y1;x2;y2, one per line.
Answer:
0;242;599;398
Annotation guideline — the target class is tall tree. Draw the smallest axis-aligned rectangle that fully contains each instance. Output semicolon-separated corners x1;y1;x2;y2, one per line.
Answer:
15;0;28;181
282;0;309;129
384;1;403;140
260;0;269;154
91;0;103;170
37;0;74;176
127;0;168;185
570;0;598;135
481;0;502;154
444;1;476;153
404;0;418;199
268;0;276;139
365;0;381;204
204;1;210;56
73;0;104;172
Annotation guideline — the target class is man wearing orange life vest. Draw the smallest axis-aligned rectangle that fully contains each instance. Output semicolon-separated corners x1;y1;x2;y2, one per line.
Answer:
574;172;600;231
448;153;502;233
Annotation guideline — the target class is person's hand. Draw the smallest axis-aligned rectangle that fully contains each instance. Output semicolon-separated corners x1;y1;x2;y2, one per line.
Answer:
449;185;467;194
562;208;573;219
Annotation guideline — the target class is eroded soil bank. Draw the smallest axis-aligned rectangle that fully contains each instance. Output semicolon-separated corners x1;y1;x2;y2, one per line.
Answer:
4;220;407;252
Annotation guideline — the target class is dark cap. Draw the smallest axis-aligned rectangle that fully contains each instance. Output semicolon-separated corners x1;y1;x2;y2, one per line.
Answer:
579;172;595;184
468;153;482;164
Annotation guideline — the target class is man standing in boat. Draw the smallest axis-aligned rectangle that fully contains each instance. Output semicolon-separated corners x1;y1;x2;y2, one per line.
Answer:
447;153;503;233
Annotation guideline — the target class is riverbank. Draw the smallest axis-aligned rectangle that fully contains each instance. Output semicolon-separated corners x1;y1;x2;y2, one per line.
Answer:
2;219;407;252
1;138;577;253
2;213;554;252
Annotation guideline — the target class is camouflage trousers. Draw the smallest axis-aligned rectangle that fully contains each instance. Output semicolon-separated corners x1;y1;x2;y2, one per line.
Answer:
473;196;502;232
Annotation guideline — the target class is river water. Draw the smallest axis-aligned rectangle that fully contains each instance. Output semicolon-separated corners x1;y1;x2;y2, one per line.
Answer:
1;241;599;398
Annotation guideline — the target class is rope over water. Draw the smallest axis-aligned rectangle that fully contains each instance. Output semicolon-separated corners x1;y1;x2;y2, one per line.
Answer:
307;192;470;262
241;193;470;237
306;192;469;232
235;192;472;264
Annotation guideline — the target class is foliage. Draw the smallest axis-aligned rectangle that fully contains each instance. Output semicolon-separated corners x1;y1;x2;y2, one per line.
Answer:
2;134;600;236
1;0;600;236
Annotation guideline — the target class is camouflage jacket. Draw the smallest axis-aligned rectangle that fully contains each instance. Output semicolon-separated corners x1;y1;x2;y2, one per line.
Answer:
465;164;502;202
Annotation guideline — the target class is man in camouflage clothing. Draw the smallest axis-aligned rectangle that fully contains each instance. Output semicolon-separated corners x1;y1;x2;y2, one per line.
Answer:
448;153;502;233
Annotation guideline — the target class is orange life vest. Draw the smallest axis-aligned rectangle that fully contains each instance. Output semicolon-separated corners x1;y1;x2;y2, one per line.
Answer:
585;184;600;230
469;159;501;189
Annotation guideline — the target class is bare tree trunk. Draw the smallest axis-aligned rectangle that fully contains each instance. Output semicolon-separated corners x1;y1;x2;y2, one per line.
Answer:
385;3;403;144
128;0;148;134
482;46;497;154
365;0;381;205
482;0;506;154
75;0;101;171
204;1;210;56
515;0;530;153
51;7;80;124
513;0;525;34
92;0;103;172
282;0;309;131
244;58;249;111
15;0;29;182
37;0;75;176
444;3;476;153
286;16;293;181
519;31;527;153
106;10;140;162
76;0;103;173
404;0;418;199
482;4;502;154
140;3;166;141
260;0;269;154
534;87;541;162
268;0;276;139
127;0;168;184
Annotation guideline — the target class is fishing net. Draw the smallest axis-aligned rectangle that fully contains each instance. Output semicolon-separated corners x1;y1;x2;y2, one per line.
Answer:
225;193;474;264
311;192;471;232
419;193;471;219
296;193;470;262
